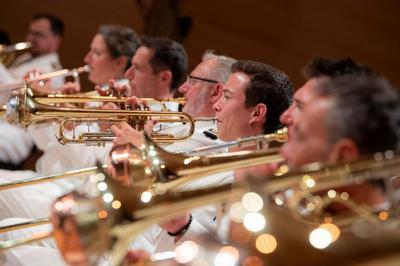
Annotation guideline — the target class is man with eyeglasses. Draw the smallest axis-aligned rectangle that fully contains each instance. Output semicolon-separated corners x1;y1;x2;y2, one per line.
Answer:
0;13;64;171
112;50;236;152
6;13;64;89
115;59;293;264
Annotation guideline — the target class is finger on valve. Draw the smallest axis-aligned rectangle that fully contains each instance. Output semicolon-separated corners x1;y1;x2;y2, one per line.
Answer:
61;82;81;94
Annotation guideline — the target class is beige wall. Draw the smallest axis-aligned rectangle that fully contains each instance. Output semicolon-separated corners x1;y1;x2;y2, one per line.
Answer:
1;0;399;88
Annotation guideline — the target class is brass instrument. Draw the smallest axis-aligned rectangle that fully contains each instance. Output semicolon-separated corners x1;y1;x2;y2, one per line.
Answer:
0;133;283;191
1;151;399;265
0;42;31;67
109;132;284;193
0;65;89;91
6;84;185;109
0;165;105;191
180;127;287;155
5;85;203;145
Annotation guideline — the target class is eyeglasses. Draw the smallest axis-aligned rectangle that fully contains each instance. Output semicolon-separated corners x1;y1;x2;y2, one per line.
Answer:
187;75;219;86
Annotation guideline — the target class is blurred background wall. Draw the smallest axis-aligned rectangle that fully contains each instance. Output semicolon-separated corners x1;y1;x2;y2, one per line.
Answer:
0;0;399;89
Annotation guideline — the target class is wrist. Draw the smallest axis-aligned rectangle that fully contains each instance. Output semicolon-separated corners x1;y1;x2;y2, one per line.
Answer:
167;214;193;237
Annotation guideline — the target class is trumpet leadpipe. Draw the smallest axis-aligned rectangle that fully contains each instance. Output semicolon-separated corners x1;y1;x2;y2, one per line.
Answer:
0;65;89;91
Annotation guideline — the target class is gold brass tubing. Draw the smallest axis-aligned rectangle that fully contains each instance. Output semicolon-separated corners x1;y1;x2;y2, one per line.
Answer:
0;165;105;191
0;218;50;234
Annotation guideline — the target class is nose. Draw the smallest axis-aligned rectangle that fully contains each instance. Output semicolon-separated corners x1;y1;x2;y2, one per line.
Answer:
279;107;292;126
213;97;221;113
124;65;135;80
178;80;189;94
84;52;91;65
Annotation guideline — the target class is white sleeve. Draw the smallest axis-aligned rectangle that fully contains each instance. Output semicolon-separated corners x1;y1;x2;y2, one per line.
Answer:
0;244;66;266
0;119;34;165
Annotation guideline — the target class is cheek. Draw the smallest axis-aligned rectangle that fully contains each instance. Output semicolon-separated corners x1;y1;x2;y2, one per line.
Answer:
281;140;302;166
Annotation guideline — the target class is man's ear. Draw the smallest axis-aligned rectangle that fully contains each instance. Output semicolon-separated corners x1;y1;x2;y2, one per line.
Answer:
328;138;360;164
249;103;267;124
159;70;172;86
210;82;224;104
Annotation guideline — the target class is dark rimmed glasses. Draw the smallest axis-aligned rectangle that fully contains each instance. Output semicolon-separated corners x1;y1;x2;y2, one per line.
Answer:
187;75;219;86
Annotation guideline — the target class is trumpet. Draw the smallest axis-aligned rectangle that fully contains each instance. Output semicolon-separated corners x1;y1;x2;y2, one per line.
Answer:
0;65;89;91
180;127;287;155
0;42;31;67
6;84;186;109
5;84;204;145
1;151;400;265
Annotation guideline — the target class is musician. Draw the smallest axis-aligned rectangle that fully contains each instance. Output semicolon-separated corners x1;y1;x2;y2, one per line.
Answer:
0;25;140;253
123;59;293;259
112;50;235;152
0;14;64;170
124;35;187;99
33;25;140;174
281;73;400;208
235;57;377;180
2;14;64;88
62;24;140;94
280;57;375;142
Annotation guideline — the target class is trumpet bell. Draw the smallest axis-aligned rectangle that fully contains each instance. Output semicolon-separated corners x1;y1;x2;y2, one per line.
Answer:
109;133;284;194
6;84;42;127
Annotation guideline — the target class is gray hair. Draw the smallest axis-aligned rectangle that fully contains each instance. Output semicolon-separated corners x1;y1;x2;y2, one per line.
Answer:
202;50;236;83
315;74;400;153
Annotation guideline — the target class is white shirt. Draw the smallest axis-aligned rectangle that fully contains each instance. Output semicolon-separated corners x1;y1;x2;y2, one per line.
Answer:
0;119;34;165
8;52;63;89
0;169;75;220
129;121;234;255
0;245;65;266
0;52;63;165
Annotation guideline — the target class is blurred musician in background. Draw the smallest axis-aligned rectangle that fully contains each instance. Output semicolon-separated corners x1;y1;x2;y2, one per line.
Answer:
0;14;64;90
31;25;140;174
280;57;376;143
124;35;188;99
0;13;64;170
0;24;141;266
281;73;400;209
0;25;141;218
61;24;140;94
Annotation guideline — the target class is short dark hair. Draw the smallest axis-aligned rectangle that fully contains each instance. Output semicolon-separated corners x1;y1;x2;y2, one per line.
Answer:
315;75;400;154
303;57;375;79
231;60;293;134
31;13;64;37
98;25;140;70
141;36;187;91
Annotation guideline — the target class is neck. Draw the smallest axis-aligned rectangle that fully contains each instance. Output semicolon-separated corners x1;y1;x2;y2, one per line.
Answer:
157;86;174;99
227;128;264;152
